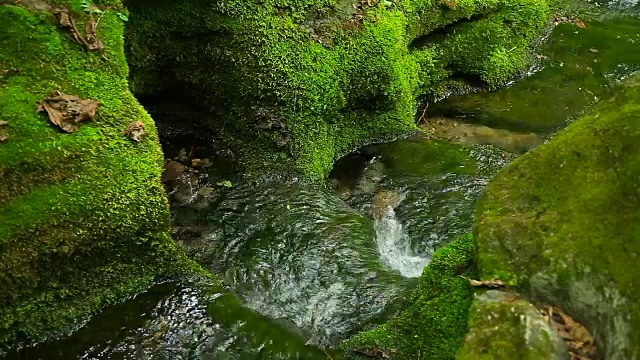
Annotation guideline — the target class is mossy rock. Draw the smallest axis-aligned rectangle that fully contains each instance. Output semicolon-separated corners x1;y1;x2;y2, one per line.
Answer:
339;233;477;359
456;290;567;360
474;72;640;359
0;1;189;350
124;0;550;179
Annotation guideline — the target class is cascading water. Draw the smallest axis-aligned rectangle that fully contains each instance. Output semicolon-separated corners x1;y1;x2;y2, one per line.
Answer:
372;193;429;278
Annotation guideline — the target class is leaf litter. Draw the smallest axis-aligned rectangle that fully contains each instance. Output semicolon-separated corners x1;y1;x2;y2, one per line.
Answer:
0;120;8;142
53;8;105;52
37;91;99;133
124;121;145;142
541;305;595;360
462;276;506;289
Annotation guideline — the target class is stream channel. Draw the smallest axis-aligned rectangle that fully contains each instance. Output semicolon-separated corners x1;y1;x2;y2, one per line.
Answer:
7;2;640;359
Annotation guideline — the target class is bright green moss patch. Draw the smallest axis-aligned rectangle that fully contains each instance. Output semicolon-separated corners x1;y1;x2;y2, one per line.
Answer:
474;73;640;358
0;3;189;350
340;233;477;359
125;0;550;179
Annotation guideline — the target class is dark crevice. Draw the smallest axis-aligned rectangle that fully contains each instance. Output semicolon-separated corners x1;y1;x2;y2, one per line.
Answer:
409;12;491;50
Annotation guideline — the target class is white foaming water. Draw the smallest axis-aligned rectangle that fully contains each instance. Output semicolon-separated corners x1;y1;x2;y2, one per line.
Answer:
374;202;430;278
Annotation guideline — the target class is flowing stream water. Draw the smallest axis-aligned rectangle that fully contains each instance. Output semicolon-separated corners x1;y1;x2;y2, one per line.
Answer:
7;3;640;359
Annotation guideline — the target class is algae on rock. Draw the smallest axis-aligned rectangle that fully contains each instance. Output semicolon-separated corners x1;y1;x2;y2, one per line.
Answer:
456;291;568;360
475;72;640;359
0;1;187;350
125;0;550;179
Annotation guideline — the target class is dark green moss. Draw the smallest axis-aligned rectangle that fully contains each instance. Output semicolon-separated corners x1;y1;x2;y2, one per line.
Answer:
0;2;189;349
125;0;550;179
474;73;640;357
339;233;477;360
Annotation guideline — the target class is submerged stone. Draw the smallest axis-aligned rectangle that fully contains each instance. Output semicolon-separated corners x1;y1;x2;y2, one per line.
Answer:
475;72;640;358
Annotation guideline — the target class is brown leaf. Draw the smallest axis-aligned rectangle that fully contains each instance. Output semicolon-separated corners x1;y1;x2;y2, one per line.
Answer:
574;19;587;28
124;120;145;142
443;0;457;9
0;120;9;142
52;8;104;52
542;305;595;359
84;14;105;51
464;277;506;288
37;91;99;133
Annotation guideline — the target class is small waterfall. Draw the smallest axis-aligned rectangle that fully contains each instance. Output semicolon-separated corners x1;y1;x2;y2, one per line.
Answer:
374;195;430;278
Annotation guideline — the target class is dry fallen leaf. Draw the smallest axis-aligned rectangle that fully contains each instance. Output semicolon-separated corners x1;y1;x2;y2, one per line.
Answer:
541;305;595;359
589;48;599;53
463;277;506;288
574;19;587;28
443;0;457;8
53;8;104;52
0;120;8;142
37;91;99;133
124;120;145;142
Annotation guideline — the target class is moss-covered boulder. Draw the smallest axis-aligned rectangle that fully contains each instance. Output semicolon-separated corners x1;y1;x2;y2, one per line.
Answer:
125;0;550;179
475;73;640;358
340;234;477;359
456;291;567;360
0;1;185;349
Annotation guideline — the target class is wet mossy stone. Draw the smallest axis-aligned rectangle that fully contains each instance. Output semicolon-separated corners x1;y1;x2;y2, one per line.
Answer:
456;290;568;360
125;0;550;179
339;233;477;359
475;72;640;359
0;2;189;350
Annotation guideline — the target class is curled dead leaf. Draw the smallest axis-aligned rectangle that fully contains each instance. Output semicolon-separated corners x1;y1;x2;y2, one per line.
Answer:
37;91;99;133
124;120;145;142
52;8;104;52
443;0;457;8
574;19;587;28
463;276;506;289
541;305;595;359
0;120;8;142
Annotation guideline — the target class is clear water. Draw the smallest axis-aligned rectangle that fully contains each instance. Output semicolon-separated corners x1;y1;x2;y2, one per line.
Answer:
7;3;640;359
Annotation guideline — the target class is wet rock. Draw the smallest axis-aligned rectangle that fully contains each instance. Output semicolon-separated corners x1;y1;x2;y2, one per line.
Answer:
371;190;400;219
162;160;186;184
420;117;545;154
457;290;568;360
475;73;640;358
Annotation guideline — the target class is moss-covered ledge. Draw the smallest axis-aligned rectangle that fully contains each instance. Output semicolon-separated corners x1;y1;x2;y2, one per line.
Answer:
0;1;189;350
339;234;477;359
124;0;550;179
474;72;640;358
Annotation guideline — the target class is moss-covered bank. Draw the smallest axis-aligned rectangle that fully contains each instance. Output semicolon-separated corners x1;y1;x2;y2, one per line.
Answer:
0;1;189;350
340;233;477;359
125;0;550;179
475;72;640;358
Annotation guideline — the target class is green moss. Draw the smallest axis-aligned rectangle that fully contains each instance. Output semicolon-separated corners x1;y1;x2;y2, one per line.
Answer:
0;3;189;349
125;0;550;180
430;15;640;135
474;73;640;357
456;292;565;360
339;233;477;360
